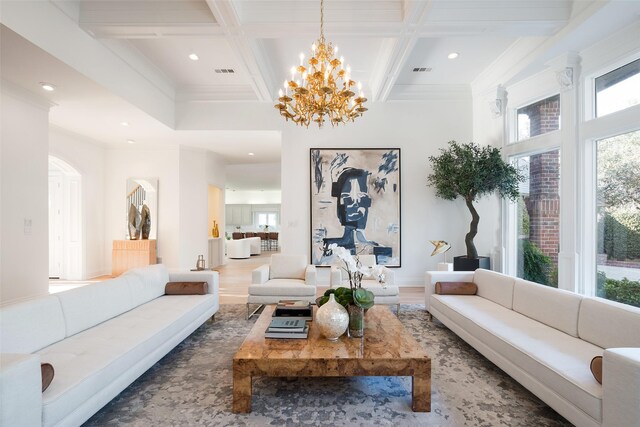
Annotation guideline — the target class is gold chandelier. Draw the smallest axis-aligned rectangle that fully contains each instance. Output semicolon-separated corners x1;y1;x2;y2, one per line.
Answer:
275;0;367;128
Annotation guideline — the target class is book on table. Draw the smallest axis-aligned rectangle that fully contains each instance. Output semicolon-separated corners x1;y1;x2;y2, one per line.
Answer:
276;300;311;309
264;324;309;339
274;299;312;319
267;317;307;332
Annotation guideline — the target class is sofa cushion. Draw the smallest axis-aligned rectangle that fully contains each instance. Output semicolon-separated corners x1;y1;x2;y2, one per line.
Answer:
513;279;583;337
0;296;66;353
41;363;55;392
55;276;135;337
37;294;216;427
269;255;307;280
361;281;399;296
124;264;170;307
590;356;603;384
578;297;640;349
248;279;316;296
165;282;208;295
435;282;477;295
431;294;603;422
473;269;515;309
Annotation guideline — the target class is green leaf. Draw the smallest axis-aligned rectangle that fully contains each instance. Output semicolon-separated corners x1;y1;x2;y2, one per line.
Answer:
316;296;329;307
353;288;375;309
323;289;336;297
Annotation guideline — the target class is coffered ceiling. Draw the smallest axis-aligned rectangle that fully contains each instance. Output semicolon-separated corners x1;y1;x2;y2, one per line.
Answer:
2;0;640;190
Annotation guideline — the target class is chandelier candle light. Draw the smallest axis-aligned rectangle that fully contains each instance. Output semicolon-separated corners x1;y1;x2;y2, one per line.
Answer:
275;0;367;128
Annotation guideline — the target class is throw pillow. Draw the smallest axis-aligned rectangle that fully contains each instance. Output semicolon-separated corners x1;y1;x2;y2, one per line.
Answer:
435;281;478;295
165;282;208;295
41;363;54;392
590;356;603;384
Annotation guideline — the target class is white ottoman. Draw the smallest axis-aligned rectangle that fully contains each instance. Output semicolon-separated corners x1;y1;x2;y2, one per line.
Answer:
227;239;250;259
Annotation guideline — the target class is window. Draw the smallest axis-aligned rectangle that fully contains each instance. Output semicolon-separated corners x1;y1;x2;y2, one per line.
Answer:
256;212;277;228
513;149;561;286
596;130;640;307
516;94;560;141
595;58;640;117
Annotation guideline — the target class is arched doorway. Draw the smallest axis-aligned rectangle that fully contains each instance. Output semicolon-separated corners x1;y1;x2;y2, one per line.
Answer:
48;156;82;280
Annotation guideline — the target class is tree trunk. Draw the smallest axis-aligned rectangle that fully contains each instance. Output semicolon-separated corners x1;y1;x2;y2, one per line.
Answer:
464;196;479;259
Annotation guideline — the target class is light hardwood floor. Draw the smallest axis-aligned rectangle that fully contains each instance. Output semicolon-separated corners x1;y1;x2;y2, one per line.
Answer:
50;252;426;305
216;252;425;305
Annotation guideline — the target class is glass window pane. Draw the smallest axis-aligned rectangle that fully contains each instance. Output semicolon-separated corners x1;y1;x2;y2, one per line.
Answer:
514;149;561;286
595;58;640;117
596;130;640;307
516;94;560;141
258;213;267;225
267;213;277;227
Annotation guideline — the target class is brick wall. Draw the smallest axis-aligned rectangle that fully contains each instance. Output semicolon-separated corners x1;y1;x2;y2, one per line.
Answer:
521;95;561;266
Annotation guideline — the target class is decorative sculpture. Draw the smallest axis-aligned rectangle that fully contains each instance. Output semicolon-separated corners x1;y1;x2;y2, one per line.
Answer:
128;203;141;240
140;204;151;240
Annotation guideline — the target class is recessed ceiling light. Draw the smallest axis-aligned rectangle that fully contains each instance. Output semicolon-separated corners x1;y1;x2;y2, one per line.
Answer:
127;139;135;144
189;53;199;61
121;121;129;127
447;52;459;60
248;152;255;156
40;82;55;91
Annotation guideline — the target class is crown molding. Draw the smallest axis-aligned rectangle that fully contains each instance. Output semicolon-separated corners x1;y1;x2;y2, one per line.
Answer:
176;85;258;102
387;84;471;101
0;79;57;111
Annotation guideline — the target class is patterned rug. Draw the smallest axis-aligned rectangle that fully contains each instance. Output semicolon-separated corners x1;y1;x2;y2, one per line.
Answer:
85;305;571;426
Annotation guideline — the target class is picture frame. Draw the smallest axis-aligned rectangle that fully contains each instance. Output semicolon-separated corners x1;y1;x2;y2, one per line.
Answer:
310;148;401;267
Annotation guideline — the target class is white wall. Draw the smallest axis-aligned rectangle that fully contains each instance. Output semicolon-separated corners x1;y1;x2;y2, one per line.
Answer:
280;100;496;285
225;190;281;204
105;146;180;269
1;88;50;304
178;147;208;268
49;127;106;278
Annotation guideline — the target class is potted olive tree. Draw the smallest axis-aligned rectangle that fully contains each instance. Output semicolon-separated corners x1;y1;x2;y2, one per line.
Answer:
427;141;523;271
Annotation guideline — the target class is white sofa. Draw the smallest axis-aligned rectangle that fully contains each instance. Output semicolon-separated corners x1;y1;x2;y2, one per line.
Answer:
0;264;219;427
425;268;640;427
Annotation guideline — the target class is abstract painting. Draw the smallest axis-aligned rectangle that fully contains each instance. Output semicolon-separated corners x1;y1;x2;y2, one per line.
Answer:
310;148;401;266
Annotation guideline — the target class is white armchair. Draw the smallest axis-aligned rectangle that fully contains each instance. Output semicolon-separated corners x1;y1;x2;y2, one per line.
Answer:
330;255;400;314
247;254;317;318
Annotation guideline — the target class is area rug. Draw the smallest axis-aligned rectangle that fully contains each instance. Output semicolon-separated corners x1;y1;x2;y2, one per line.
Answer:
84;305;571;426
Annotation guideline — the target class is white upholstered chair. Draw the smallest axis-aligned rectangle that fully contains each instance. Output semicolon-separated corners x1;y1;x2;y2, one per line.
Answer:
247;254;317;318
330;254;400;314
245;237;262;255
226;239;250;259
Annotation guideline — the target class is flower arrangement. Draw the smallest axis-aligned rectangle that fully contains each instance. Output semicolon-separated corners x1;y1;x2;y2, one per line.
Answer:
317;244;375;310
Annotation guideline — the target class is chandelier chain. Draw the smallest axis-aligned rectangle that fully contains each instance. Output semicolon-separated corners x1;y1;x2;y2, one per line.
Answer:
320;0;324;41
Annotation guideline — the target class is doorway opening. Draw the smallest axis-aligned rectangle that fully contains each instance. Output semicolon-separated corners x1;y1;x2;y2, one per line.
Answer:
48;155;83;280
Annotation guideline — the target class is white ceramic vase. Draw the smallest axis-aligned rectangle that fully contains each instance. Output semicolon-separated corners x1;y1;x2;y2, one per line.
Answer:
316;294;349;341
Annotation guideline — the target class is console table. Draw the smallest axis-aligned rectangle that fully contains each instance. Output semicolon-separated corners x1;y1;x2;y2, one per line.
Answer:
112;239;157;276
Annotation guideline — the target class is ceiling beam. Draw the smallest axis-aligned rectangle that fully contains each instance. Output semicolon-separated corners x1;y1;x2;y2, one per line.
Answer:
205;0;274;102
369;0;433;102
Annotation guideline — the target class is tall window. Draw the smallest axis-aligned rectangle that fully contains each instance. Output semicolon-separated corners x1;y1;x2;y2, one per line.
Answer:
596;130;640;307
595;58;640;117
516;94;560;141
513;149;561;286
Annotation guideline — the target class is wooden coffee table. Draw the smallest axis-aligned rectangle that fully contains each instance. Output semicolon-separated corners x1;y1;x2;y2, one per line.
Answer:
232;305;431;413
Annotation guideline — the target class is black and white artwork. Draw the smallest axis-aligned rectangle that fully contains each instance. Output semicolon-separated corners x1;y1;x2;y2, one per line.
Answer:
310;148;401;266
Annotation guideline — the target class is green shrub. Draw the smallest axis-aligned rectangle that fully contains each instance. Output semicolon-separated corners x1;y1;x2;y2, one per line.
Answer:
522;240;553;286
600;277;640;308
603;211;640;261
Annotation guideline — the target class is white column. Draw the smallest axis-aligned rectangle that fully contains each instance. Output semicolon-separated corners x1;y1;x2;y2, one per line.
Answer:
547;52;581;292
